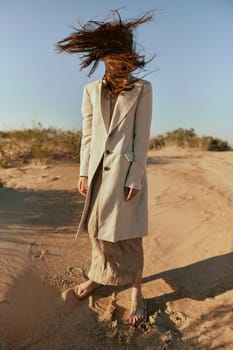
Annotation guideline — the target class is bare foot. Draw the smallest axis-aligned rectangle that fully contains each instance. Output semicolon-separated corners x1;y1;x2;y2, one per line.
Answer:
129;285;146;326
129;298;145;325
74;280;101;299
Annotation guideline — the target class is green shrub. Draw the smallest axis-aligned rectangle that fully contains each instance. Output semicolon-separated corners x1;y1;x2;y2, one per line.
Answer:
149;128;231;151
207;138;231;151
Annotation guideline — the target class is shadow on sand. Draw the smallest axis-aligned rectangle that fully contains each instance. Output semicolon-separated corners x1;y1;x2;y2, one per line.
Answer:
136;252;233;348
147;155;188;165
0;187;84;236
143;251;233;306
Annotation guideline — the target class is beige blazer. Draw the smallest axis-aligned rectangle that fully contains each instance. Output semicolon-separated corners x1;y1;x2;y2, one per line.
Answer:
76;77;152;242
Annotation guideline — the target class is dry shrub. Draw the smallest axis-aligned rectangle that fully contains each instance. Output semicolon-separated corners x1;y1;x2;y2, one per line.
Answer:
0;124;82;168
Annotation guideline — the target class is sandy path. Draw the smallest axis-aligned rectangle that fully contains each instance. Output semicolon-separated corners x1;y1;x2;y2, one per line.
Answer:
0;149;233;349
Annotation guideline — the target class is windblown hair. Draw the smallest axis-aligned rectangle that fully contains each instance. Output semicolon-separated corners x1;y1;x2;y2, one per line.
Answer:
56;10;155;94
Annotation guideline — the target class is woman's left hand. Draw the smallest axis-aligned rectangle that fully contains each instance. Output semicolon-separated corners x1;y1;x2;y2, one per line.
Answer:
124;187;139;201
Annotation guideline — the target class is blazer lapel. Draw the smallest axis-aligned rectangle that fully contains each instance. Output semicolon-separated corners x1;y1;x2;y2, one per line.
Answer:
98;79;109;135
98;79;142;136
108;83;142;135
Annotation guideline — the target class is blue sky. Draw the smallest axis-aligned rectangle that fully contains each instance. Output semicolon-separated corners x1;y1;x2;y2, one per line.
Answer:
0;0;232;144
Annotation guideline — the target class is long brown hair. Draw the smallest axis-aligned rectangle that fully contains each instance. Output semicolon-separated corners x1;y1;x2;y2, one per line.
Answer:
56;9;155;94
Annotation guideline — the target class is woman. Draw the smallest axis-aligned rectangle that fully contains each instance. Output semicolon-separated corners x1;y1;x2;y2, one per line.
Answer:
56;10;154;326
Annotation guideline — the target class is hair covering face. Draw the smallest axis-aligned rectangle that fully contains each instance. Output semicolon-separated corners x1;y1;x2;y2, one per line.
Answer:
56;10;155;93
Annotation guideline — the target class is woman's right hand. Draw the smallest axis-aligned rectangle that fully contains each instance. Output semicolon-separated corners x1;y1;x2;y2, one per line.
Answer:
78;176;88;196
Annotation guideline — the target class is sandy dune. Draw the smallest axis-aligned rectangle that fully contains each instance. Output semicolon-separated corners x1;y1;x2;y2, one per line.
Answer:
0;148;233;349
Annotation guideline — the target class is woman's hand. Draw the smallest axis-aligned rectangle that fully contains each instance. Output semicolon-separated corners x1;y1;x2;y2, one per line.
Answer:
124;186;139;201
78;176;88;196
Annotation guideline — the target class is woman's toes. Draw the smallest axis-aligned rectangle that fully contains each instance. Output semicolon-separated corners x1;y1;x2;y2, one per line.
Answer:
129;298;145;325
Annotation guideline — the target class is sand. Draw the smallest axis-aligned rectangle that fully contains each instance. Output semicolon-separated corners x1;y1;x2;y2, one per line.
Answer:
0;148;233;349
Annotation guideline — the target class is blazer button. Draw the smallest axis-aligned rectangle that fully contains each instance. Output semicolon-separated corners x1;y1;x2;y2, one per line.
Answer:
106;150;111;154
104;166;110;171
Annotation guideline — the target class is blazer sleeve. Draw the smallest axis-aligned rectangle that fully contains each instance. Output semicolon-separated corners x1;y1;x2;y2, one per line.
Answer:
124;81;153;190
79;85;93;177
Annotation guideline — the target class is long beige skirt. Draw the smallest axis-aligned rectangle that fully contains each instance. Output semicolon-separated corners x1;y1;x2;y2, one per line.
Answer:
84;157;144;286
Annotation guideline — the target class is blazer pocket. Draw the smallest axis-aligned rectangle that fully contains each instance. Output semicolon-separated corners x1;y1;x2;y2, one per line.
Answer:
123;150;134;162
